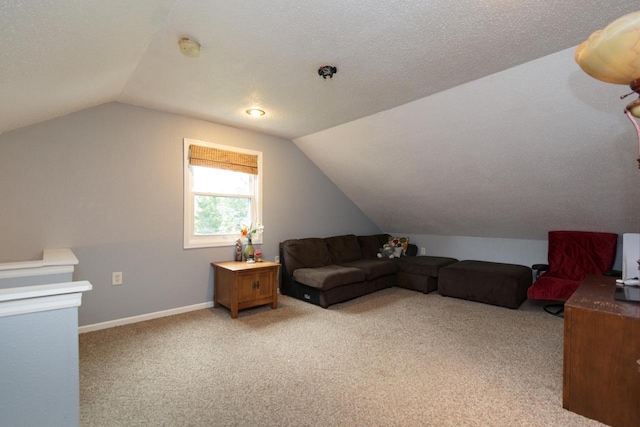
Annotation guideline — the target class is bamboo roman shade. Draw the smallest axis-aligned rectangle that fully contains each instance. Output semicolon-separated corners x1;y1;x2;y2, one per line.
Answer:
189;145;258;175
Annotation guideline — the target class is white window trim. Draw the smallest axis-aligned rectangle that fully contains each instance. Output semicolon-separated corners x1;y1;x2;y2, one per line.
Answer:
183;138;263;249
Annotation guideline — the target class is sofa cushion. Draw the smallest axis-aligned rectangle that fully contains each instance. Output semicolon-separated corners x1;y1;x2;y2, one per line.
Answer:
340;259;398;281
325;234;363;264
293;265;366;290
281;238;332;273
358;234;387;258
394;256;459;277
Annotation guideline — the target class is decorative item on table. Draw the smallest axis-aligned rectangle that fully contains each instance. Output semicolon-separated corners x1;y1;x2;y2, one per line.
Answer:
234;239;242;262
240;221;264;262
254;249;263;262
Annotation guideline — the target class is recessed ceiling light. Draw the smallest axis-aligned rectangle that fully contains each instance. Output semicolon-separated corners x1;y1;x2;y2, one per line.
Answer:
178;37;201;58
246;108;266;117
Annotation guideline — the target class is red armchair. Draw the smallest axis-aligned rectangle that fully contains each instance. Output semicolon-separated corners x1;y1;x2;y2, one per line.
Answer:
528;231;619;305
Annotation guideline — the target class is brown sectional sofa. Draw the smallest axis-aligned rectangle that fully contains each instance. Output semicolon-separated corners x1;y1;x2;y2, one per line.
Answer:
279;234;458;308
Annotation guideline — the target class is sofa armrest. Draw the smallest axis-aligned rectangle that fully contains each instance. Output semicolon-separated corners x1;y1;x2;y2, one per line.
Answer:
531;263;548;280
405;244;418;257
279;242;297;296
532;263;548;272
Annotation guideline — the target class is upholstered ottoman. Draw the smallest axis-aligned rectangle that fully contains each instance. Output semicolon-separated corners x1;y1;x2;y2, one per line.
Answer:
438;260;532;309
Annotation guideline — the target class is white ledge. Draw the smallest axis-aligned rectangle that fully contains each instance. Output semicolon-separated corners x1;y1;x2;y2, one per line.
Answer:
42;248;79;266
0;248;79;279
0;280;92;318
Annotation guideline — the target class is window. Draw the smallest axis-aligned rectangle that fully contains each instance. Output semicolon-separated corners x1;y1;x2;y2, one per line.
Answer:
183;138;262;249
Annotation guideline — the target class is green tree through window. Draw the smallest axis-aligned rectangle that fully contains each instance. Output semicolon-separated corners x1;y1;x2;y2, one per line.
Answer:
194;195;250;235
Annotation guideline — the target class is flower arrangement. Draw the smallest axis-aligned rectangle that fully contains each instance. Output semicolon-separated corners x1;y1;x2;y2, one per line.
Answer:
240;221;264;244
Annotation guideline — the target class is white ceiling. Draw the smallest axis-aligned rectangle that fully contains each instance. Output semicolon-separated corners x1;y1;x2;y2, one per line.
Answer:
0;1;637;139
1;1;639;240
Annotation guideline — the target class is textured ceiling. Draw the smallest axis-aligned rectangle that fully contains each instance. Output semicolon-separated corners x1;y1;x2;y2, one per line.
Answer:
0;1;638;139
1;1;639;240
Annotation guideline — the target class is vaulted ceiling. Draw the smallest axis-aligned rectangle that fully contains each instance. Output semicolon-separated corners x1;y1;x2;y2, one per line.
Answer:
1;1;639;239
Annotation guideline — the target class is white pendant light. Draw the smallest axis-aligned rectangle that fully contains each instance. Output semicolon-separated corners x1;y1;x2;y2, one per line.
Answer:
178;37;201;58
575;11;640;168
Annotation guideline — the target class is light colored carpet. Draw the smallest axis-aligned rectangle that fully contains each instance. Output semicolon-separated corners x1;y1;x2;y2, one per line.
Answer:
79;288;604;426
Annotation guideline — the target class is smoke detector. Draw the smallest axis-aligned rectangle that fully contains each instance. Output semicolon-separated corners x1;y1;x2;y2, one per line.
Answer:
318;65;337;79
178;37;201;58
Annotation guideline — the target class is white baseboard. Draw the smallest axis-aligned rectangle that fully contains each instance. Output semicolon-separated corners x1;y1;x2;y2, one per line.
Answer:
78;301;214;334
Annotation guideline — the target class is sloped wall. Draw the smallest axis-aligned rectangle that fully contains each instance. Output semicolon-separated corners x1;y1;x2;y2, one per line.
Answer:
295;48;640;241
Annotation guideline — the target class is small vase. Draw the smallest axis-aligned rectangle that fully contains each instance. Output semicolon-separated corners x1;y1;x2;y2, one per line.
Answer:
244;240;255;262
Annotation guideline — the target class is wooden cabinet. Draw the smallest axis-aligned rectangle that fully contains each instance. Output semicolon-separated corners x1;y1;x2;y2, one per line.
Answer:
563;275;640;427
212;261;279;318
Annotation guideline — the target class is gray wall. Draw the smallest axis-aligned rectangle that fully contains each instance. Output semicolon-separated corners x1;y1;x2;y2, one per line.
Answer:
0;272;72;288
398;233;622;270
0;308;80;427
0;103;380;325
403;233;548;266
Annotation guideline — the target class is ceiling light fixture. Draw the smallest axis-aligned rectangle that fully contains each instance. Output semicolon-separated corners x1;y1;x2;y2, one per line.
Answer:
575;10;640;168
246;108;266;117
178;37;201;58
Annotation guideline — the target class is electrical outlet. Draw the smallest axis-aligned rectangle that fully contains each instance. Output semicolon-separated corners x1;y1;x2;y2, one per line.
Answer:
420;247;426;255
275;255;280;263
112;272;123;286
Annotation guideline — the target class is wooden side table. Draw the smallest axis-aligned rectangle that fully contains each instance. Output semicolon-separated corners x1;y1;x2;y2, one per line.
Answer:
211;261;280;318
